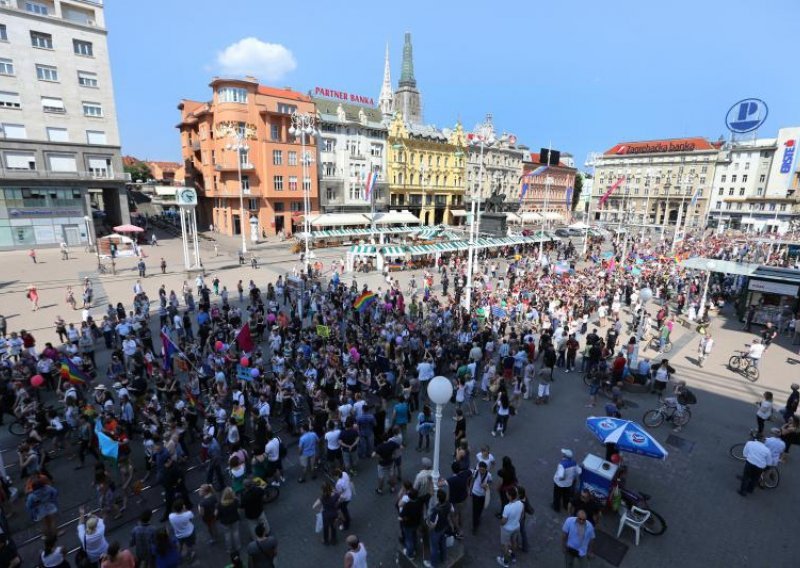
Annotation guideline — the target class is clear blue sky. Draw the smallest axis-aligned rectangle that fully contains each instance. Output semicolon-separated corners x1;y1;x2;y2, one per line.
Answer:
107;0;800;169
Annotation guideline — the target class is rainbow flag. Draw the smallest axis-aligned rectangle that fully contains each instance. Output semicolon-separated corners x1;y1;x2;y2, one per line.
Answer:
353;291;377;313
60;357;88;385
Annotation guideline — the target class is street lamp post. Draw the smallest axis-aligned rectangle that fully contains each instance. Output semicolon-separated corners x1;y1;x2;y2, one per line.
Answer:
290;111;318;274
697;260;716;321
427;376;454;488
464;121;495;311
225;134;249;254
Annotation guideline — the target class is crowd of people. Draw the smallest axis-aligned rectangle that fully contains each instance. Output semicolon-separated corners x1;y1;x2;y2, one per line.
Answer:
0;227;797;567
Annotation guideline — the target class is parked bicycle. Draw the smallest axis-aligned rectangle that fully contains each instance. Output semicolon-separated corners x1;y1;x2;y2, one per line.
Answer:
588;472;667;536
728;436;780;489
643;400;691;428
728;350;759;382
648;337;672;354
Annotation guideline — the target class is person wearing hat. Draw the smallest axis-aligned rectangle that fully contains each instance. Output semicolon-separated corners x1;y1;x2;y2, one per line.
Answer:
552;449;581;513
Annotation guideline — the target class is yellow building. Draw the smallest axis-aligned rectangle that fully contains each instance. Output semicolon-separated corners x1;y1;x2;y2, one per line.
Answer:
387;113;467;225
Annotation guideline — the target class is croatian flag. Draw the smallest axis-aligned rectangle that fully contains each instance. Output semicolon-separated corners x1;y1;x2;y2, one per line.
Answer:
364;171;378;201
161;327;178;372
565;186;574;207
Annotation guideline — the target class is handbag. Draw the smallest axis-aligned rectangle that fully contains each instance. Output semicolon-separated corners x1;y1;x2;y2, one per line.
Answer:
75;533;91;568
314;511;323;533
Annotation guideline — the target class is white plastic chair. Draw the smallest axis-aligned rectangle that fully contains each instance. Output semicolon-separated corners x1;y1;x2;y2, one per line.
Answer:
617;506;651;546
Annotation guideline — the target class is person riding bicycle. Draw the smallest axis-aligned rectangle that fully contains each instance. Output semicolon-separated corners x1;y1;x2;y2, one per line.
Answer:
664;381;689;432
745;338;765;369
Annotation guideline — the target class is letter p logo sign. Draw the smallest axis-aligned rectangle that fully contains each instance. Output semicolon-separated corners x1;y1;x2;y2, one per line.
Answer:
726;98;768;134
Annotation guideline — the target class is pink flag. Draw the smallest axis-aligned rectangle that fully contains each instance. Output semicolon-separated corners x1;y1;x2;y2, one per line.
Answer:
235;322;254;353
599;177;625;207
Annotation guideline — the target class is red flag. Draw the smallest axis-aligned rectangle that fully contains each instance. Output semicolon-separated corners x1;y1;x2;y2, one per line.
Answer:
599;177;625;207
235;322;254;353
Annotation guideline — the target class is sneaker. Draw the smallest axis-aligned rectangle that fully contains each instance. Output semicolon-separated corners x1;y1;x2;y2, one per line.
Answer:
270;481;281;487
496;556;510;567
423;561;434;568
500;431;505;437
491;431;497;437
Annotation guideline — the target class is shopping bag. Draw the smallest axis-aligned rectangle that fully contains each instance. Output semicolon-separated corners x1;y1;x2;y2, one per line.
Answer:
315;512;323;533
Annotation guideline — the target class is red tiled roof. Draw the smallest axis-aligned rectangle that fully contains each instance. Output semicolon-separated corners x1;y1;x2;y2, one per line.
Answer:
148;161;182;170
604;137;715;156
256;85;311;102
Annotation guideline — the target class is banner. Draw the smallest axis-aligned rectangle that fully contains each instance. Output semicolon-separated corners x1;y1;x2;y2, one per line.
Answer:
316;325;330;338
599;177;625;207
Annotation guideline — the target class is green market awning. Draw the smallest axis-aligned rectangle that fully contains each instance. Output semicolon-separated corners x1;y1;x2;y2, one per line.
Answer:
380;246;407;256
348;245;377;255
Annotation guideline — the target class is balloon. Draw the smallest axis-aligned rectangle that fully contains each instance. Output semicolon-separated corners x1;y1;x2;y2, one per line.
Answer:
250;368;260;378
240;357;249;367
215;341;224;352
30;374;44;388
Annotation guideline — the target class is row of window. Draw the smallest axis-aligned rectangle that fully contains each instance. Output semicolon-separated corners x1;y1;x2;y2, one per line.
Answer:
391;194;463;207
0;24;94;56
718;187;765;197
392;171;463;187
214;197;304;213
2;151;113;177
0;123;106;144
0;58;98;87
0;91;103;116
720;174;766;183
216;88;299;117
394;151;463;169
715;202;787;212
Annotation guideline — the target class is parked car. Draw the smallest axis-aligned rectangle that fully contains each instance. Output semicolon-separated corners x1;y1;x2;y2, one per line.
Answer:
554;228;572;237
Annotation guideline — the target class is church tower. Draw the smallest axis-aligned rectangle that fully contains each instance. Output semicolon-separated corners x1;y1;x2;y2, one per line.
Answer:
392;32;423;125
378;43;394;118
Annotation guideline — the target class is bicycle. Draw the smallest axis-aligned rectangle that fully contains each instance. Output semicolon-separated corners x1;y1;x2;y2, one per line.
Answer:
648;337;672;354
727;350;759;382
642;400;691;428
729;439;780;489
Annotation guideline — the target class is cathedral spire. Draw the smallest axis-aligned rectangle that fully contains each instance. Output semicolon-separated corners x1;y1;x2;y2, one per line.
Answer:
379;42;393;116
399;32;416;88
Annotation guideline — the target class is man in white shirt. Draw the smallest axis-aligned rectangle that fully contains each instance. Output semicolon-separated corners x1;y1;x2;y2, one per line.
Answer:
416;358;434;386
470;461;492;534
738;438;771;496
497;486;524;567
747;339;765;368
764;429;786;466
552;449;582;512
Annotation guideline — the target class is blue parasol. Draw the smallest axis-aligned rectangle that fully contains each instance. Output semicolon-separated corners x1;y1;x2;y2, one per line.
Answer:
586;416;669;460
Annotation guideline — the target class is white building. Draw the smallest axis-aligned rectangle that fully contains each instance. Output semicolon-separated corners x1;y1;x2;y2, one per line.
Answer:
708;127;800;234
465;114;525;203
0;0;128;249
313;98;388;214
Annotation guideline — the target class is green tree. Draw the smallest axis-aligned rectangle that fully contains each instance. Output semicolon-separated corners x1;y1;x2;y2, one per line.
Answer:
571;172;584;211
124;161;152;183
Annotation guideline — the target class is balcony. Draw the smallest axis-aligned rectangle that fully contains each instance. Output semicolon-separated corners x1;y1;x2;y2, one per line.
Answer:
0;168;129;182
214;162;254;172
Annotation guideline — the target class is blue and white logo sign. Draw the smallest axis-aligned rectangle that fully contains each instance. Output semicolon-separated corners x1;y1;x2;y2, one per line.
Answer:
726;98;768;133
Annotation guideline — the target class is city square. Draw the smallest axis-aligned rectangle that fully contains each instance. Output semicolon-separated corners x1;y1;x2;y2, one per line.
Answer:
1;2;799;568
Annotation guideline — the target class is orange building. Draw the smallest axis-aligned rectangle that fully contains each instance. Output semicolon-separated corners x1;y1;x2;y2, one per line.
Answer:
177;77;318;238
519;152;577;223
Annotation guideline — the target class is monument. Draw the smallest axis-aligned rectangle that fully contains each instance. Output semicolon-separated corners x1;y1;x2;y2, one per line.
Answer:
479;188;508;237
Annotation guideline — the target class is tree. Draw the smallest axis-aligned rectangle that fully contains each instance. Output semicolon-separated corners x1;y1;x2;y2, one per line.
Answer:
571;172;584;211
124;161;152;183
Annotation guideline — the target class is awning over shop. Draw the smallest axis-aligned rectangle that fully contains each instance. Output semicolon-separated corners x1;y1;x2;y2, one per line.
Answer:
381;246;406;256
542;212;564;221
450;209;468;217
680;257;759;276
310;226;419;240
348;245;377;255
310;213;370;227
515;212;543;223
367;210;422;225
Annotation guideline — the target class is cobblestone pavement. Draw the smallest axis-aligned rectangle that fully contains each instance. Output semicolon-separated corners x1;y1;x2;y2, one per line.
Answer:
0;233;797;567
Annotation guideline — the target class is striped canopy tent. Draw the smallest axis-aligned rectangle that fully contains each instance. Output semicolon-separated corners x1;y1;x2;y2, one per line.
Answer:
411;227;444;239
310;226;420;240
380;245;407;257
310;213;370;227
542;211;564;221
474;236;542;250
348;245;377;256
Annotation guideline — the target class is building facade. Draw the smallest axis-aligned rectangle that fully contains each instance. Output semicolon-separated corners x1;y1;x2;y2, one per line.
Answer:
387;113;466;225
591;137;719;232
178;78;319;239
313;97;388;214
0;0;128;249
465;115;525;204
519;152;577;222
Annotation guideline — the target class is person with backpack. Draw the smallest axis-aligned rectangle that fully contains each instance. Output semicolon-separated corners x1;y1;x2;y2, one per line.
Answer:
470;461;492;534
427;489;453;567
